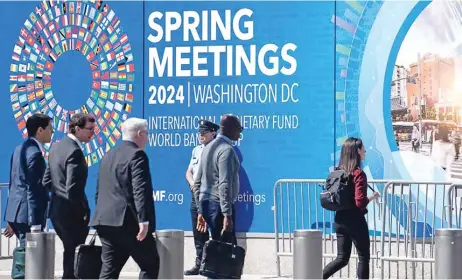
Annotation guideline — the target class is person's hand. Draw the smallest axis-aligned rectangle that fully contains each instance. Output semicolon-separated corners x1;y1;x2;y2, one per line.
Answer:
137;223;148;241
196;214;207;233
221;216;233;235
369;192;380;201
3;224;14;238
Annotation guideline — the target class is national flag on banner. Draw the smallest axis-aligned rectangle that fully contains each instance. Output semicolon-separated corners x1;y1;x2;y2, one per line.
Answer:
29;12;38;23
54;5;61;17
106;52;115;61
24;19;33;30
49;52;57;62
91;152;98;164
122;43;131;53
27;92;35;102
112;128;121;140
20;28;29;39
18;120;26;130
113;95;123;104
10;64;18;72
105;101;114;110
123;103;131;113
92;71;100;79
99;33;108;44
9;84;18;93
45;61;53;71
36;89;44;98
100;90;108;99
101;81;109;89
14;110;22;120
61;40;68;52
9;75;17;81
117;64;125;72
108;136;116;147
13;45;22;55
86;51;95;61
58;29;65;40
23;46;31;55
35;6;43;16
85;142;92;154
120;34;128;45
92;81;100;89
48;22;55;33
12;102;20;111
41;14;49;26
107;25;114;34
12;53;20;61
96;98;105;108
125;93;133;102
81;105;88;114
11;93;18;103
111;111;120;122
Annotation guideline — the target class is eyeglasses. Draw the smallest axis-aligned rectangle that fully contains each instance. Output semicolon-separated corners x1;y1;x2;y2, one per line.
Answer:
82;126;95;132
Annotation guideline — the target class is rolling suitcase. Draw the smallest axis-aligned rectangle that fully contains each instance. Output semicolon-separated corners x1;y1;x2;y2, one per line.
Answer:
199;239;246;279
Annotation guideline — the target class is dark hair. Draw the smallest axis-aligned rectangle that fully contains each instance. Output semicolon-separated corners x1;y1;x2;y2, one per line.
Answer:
439;126;450;142
26;113;51;137
69;113;95;134
338;137;363;174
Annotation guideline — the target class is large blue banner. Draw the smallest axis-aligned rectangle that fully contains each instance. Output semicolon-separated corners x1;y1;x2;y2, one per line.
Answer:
0;0;458;233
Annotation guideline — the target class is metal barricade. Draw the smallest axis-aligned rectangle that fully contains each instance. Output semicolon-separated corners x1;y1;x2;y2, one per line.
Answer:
273;179;458;279
379;181;453;279
273;179;387;278
447;184;462;228
0;183;15;260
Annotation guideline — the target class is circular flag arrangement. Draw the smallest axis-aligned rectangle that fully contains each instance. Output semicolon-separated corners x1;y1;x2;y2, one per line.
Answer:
8;0;135;166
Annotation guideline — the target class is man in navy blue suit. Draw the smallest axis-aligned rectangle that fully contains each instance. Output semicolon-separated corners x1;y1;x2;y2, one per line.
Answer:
4;113;53;248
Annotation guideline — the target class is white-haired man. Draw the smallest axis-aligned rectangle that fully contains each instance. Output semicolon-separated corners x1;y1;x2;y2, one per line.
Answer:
90;117;159;279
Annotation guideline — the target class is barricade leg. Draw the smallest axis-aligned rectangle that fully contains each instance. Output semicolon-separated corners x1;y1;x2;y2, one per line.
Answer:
156;229;185;279
25;232;55;279
293;229;322;279
435;229;462;279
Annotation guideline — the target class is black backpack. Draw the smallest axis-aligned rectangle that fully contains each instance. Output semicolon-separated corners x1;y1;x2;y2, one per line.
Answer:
320;169;355;211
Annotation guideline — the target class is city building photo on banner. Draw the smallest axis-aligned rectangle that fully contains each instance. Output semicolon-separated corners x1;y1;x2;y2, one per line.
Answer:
392;0;462;180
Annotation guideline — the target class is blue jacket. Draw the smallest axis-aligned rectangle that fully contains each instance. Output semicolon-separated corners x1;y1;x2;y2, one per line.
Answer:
4;138;49;226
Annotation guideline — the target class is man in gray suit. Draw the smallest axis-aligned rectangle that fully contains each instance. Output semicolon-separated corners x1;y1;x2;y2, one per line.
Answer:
194;114;242;243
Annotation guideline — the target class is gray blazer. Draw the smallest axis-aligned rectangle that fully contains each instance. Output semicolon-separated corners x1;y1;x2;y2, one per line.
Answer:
193;135;240;216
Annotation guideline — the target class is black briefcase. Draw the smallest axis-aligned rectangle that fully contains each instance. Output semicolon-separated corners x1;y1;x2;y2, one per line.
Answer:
199;239;246;279
74;232;102;279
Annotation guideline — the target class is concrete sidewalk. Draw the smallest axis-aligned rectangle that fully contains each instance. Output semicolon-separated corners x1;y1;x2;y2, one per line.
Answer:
0;271;290;279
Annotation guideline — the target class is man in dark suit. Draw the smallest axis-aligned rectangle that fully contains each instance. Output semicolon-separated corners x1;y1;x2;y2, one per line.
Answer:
5;113;53;247
90;117;159;279
42;113;95;279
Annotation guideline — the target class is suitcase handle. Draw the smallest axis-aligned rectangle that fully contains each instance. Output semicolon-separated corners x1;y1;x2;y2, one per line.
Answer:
88;231;98;246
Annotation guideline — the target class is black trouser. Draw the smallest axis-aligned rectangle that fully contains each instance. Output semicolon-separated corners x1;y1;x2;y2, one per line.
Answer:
97;213;159;279
190;195;210;265
455;143;460;159
323;210;370;279
51;216;89;279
